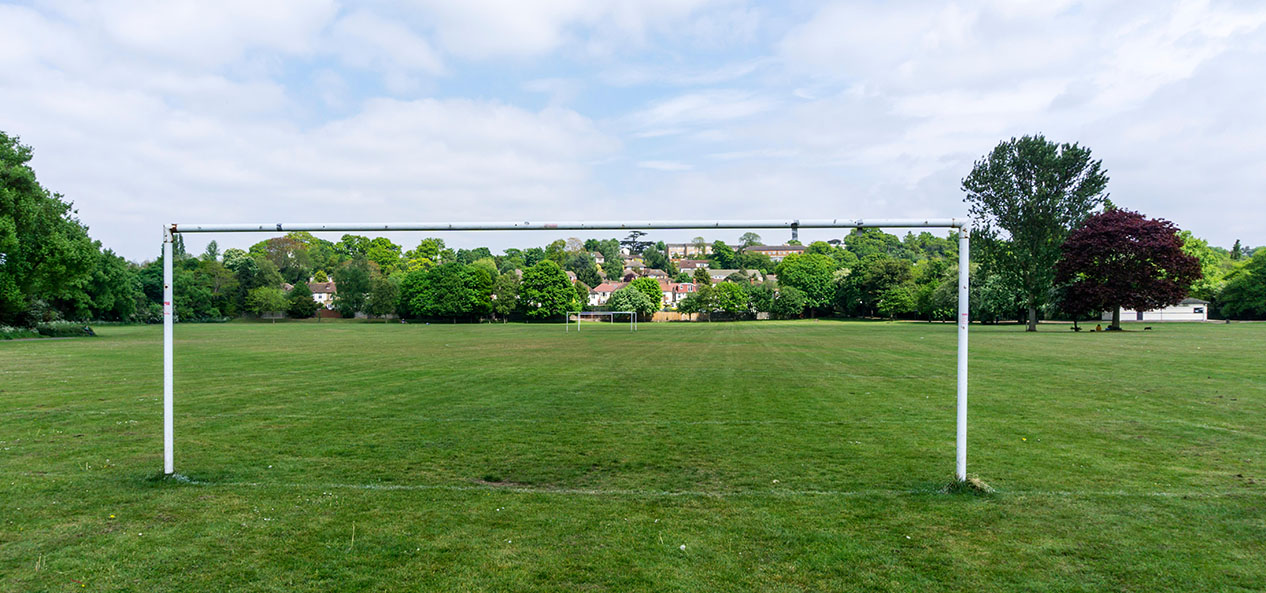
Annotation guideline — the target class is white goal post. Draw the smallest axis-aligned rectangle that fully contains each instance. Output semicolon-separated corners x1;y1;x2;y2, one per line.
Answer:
162;218;971;480
566;311;637;332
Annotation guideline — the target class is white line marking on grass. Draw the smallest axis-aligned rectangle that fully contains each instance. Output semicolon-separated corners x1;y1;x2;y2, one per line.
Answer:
5;409;1263;439
173;479;1264;500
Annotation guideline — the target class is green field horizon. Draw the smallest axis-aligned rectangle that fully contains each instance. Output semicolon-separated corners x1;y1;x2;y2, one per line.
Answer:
3;321;1263;591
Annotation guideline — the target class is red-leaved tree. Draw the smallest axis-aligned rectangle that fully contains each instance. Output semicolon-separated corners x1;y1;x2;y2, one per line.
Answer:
1055;209;1201;330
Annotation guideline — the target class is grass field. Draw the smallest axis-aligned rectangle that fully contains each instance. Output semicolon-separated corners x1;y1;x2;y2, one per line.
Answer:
2;320;1264;591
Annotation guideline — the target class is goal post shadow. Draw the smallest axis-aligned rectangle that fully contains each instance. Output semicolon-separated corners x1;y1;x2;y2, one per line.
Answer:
161;218;971;482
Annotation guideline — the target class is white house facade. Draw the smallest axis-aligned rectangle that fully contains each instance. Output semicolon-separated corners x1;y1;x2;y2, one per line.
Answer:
1102;298;1209;322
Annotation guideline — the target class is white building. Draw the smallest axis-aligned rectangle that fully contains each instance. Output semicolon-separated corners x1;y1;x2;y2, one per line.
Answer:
1102;298;1209;322
589;282;624;306
309;281;337;309
588;280;696;309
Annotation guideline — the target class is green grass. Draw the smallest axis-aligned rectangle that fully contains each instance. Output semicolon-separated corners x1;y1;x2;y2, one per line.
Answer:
2;320;1264;591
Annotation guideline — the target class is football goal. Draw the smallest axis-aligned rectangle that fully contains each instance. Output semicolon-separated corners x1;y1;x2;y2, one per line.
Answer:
566;311;638;332
161;218;972;480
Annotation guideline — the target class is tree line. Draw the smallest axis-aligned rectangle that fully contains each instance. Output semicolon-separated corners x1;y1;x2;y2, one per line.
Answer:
4;130;1263;328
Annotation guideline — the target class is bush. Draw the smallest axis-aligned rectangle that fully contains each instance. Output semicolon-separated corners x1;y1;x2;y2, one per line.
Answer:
1;325;39;340
772;286;807;319
34;321;95;337
608;286;659;319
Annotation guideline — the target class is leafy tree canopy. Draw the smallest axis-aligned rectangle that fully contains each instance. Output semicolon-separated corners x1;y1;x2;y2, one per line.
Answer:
519;260;577;320
629;277;664;310
1056;209;1201;329
1218;251;1266;319
774;253;837;312
608;285;658;319
963;134;1109;330
287;281;318;318
0;131;98;325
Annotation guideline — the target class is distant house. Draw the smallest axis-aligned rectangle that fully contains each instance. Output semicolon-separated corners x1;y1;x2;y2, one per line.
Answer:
742;244;805;262
664;282;696;307
308;281;337;309
624;259;646;270
677;259;710;270
666;243;711;258
707;269;762;284
644;268;670;279
1101;298;1210;322
565;270;578;282
589;282;626;306
591;252;605;265
588;280;696;309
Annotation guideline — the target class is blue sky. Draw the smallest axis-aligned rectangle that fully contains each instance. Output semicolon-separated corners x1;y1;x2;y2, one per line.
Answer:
3;0;1264;260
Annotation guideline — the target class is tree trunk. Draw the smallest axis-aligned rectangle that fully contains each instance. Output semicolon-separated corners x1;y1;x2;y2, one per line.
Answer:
1110;307;1121;331
1026;306;1038;332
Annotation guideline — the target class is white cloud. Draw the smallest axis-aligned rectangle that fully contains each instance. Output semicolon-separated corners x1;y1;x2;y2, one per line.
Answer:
2;0;1265;260
637;160;693;171
627;90;777;134
330;11;445;79
405;0;731;58
44;0;338;68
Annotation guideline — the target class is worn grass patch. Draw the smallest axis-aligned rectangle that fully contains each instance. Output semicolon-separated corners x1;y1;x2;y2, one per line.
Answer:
2;320;1265;591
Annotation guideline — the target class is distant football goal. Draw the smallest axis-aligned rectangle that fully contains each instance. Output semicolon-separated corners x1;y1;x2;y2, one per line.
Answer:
160;218;972;480
566;311;638;332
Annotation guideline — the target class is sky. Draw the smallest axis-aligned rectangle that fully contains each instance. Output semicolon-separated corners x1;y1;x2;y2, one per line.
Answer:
2;0;1264;261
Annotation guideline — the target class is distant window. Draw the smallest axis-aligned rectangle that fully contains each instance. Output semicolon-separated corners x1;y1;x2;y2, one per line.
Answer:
1194;307;1204;314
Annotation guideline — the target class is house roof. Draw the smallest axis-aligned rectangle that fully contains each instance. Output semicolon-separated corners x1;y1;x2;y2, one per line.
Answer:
744;244;805;253
708;268;757;277
591;282;627;293
1179;297;1210;305
308;281;337;294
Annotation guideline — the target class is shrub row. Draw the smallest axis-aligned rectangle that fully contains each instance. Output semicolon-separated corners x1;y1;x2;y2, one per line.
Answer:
1;326;40;340
34;321;96;338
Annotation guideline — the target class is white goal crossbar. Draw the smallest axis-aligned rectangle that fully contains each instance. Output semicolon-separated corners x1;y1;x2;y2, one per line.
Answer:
162;218;971;480
566;311;637;332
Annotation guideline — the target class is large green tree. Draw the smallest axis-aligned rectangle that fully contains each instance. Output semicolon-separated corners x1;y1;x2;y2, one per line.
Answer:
710;241;738;269
836;255;913;317
711;282;750;317
629;277;664;311
962;134;1109;331
249;236;313;284
490;271;519;321
518;260;577;320
398;263;491;321
365;237;403;276
607;285;658;319
365;272;399;319
332;259;372;317
1218;252;1266;319
774;253;836;313
246;287;287;318
0;132;98;325
772;286;807;319
287;282;318;318
565;252;603;287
